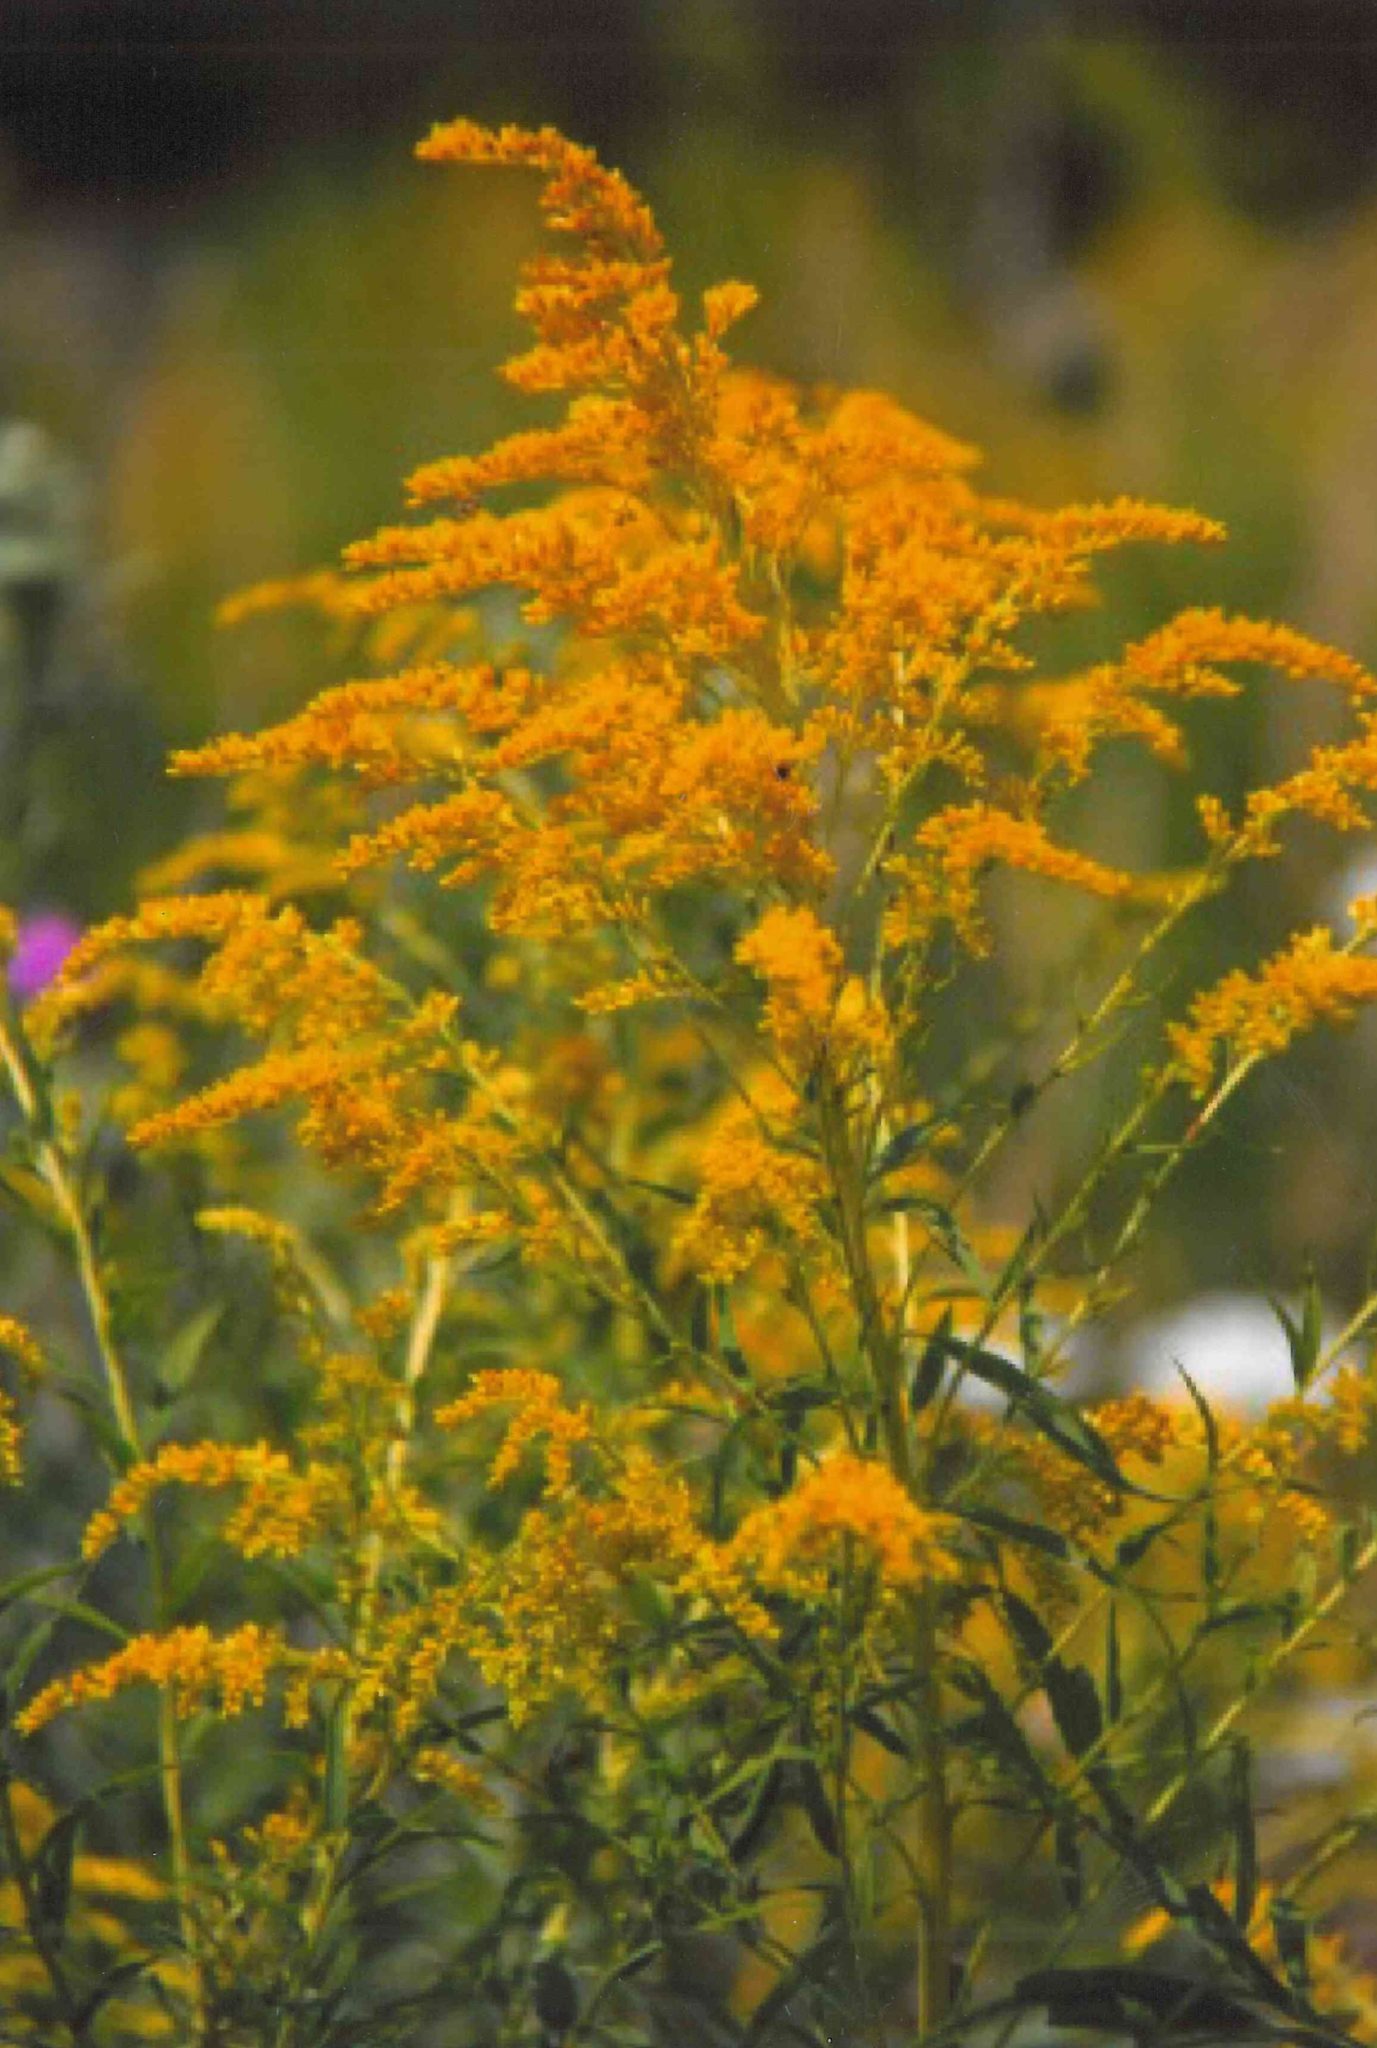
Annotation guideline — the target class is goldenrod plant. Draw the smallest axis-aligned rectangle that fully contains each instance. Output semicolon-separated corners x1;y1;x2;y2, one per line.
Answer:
4;120;1377;2046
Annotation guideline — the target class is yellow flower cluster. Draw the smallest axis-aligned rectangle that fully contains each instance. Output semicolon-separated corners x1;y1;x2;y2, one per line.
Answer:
734;903;891;1074
0;1314;44;1378
17;1622;283;1735
0;1316;44;1487
729;1453;958;1598
81;1439;337;1562
1310;1359;1377;1456
1170;927;1377;1094
435;1367;595;1495
885;802;1135;957
673;1091;831;1285
1020;1394;1180;1550
735;905;843;1065
458;1470;709;1723
413;119;674;396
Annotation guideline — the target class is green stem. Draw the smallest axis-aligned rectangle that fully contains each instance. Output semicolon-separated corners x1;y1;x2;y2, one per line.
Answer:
816;1066;952;2033
272;1251;450;2048
0;1001;206;2034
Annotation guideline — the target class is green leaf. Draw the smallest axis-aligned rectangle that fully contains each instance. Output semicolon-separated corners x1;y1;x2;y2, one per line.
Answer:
1105;1602;1122;1725
938;1334;1155;1498
1229;1740;1258;1937
728;1758;786;1868
998;1215;1045;1310
947;1662;1057;1806
1116;1511;1183;1572
1200;1601;1289;1636
164;1531;226;1620
152;1301;225;1403
708;1411;752;1539
867;1118;944;1183
894;1199;989;1291
711;1287;757;1383
1272;1269;1324;1392
531;1955;580;2037
26;1596;129;1643
1002;1593;1104;1761
1178;1358;1220;1473
1185;1881;1291;2007
7;1614;61;1707
623;1176;693;1207
794;1759;840;1858
852;1703;909;1759
75;1958;156;2033
910;1307;952;1413
739;1927;846;2048
1045;1657;1103;1761
689;1288;711;1358
1017;1966;1272;2039
1001;1590;1053;1666
48;1376;136;1471
962;1503;1070;1562
0;1162;67;1239
1270;1898;1310;1990
0;1560;81;1615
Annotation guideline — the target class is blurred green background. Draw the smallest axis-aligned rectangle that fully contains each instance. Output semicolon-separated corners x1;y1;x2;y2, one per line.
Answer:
6;0;1377;1333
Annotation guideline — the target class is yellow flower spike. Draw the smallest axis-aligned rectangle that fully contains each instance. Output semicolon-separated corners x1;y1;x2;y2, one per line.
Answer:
80;1440;333;1564
17;1623;284;1736
436;1368;596;1496
1170;927;1377;1094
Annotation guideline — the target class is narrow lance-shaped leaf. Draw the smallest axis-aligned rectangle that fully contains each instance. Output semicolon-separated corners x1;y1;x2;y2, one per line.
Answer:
938;1334;1161;1498
1185;1879;1296;2011
1003;1592;1103;1760
867;1117;946;1184
1229;1739;1258;1937
910;1305;951;1413
1272;1267;1324;1393
794;1758;841;1858
962;1503;1070;1563
714;1284;751;1381
152;1301;225;1404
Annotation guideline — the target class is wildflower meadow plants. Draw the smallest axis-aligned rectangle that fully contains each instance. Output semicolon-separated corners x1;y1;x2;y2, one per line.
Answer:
5;120;1377;2047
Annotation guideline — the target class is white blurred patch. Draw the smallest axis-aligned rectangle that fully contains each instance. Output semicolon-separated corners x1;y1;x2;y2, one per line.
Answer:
1122;1288;1336;1411
1325;846;1377;928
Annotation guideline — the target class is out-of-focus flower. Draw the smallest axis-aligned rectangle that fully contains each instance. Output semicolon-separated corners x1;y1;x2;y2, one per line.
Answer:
9;912;81;1002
